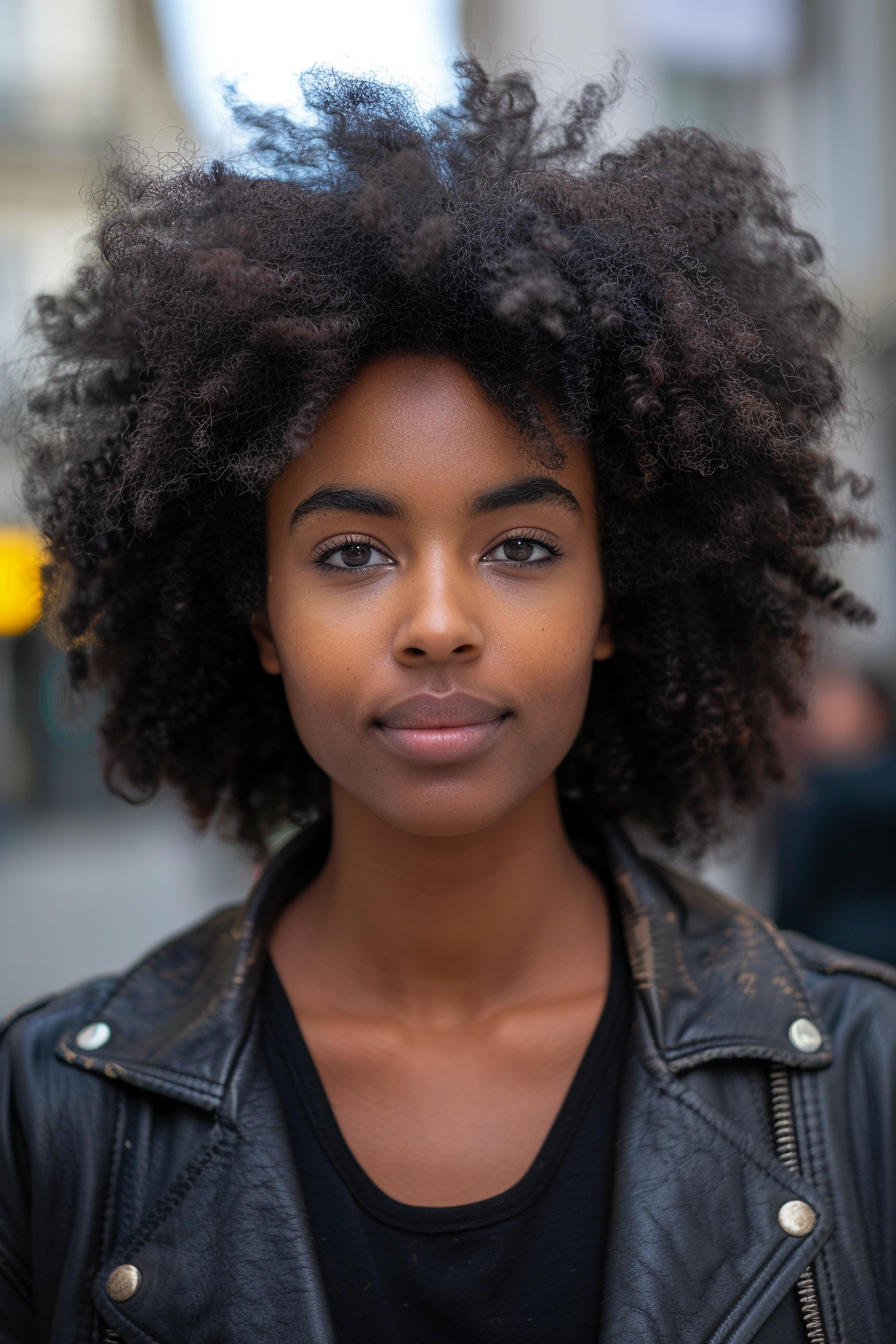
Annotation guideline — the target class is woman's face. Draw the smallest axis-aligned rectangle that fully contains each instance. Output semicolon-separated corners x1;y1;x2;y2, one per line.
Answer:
254;354;612;837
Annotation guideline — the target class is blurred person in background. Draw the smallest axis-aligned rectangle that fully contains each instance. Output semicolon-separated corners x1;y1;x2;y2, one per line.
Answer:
2;60;896;1344
774;663;896;962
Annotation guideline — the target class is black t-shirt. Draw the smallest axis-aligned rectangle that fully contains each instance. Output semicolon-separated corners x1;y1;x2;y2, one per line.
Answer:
262;897;631;1344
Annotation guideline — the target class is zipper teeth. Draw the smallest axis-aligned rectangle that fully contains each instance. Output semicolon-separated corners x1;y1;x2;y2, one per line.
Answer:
769;1064;827;1344
770;1065;800;1171
796;1266;828;1344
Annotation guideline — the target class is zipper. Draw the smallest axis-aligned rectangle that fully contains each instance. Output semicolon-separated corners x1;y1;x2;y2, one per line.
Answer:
769;1065;827;1344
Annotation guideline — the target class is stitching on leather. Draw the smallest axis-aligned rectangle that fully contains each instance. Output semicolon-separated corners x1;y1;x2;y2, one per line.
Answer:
61;1050;227;1101
113;1121;238;1259
786;933;896;993
667;1073;809;1194
95;1059;224;1096
645;1053;831;1342
665;1038;829;1066
100;1091;128;1257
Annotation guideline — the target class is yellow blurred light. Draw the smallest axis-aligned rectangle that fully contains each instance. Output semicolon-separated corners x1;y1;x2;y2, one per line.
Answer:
0;525;45;636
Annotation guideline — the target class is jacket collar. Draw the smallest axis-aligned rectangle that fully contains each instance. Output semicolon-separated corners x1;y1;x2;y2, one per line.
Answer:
57;813;831;1108
598;818;832;1071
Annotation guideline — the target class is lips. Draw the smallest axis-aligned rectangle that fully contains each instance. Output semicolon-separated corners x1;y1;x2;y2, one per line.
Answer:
375;692;510;764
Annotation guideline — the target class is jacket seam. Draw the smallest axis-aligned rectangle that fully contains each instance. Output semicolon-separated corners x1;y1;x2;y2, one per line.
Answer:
58;1052;226;1100
98;1060;223;1095
101;1091;128;1258
656;1070;828;1343
785;935;896;992
111;1122;238;1260
668;1077;813;1197
818;963;896;990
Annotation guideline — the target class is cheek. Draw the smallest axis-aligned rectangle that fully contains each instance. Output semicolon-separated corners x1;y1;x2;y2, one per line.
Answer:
496;581;602;688
276;620;362;728
267;587;391;775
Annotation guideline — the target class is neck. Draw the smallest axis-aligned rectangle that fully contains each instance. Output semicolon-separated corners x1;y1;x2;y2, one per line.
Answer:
270;778;609;1025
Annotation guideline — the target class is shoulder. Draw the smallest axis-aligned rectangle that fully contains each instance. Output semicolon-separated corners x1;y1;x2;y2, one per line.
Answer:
1;975;118;1075
0;903;240;1113
782;929;896;1061
783;927;896;992
652;852;896;1046
653;853;896;987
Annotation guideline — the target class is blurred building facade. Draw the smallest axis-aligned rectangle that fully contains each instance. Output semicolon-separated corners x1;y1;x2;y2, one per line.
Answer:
0;0;191;811
0;0;252;1016
0;0;188;515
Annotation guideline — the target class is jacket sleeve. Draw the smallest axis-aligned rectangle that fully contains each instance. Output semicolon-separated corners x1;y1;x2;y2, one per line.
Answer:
0;983;119;1344
0;1001;50;1343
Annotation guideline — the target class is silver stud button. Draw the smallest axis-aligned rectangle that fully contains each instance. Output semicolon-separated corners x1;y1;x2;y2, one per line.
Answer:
778;1200;816;1237
106;1263;142;1302
788;1018;822;1054
75;1021;111;1051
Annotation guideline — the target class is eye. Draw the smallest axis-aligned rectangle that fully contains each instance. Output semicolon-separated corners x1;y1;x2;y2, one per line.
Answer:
483;536;558;565
317;540;395;571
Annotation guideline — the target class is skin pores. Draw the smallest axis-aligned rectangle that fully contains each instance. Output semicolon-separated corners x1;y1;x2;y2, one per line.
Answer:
253;353;613;839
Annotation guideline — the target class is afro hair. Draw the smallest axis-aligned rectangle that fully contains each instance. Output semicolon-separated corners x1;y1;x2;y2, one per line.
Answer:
20;59;874;852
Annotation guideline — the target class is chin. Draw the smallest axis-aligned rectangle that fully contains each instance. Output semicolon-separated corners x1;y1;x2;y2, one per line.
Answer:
364;789;523;840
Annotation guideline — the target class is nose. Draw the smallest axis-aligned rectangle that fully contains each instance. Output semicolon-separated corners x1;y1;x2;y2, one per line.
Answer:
392;558;483;667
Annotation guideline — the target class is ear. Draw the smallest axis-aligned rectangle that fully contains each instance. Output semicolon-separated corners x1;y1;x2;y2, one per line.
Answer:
593;614;614;663
250;609;282;676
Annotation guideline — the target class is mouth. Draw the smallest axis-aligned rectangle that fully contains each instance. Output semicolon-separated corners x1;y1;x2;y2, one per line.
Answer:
374;692;511;764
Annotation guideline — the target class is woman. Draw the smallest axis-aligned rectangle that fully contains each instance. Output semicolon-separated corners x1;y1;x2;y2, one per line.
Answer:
2;62;894;1344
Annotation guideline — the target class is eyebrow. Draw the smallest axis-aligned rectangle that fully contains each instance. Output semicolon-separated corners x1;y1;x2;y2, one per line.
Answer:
470;476;582;518
289;486;404;529
288;474;581;529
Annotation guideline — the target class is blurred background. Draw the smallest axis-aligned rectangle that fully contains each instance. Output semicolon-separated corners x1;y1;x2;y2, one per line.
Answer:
1;0;894;1015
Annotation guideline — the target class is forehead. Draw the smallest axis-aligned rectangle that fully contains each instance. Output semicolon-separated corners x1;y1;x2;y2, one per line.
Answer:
276;354;594;504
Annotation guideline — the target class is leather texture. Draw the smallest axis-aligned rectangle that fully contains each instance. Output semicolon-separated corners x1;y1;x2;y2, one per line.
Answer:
1;814;895;1343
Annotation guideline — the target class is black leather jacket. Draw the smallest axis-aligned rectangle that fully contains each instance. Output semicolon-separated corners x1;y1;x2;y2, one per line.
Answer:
2;817;895;1343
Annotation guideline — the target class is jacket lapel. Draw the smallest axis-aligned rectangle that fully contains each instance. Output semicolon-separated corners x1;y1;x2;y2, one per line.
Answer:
93;1027;335;1344
600;1023;829;1343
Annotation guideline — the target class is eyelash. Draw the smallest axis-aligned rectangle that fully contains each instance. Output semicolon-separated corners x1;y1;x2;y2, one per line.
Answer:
312;534;395;572
483;529;563;567
311;529;563;573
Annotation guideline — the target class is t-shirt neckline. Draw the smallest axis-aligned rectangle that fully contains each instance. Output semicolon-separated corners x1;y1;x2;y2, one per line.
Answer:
262;890;630;1235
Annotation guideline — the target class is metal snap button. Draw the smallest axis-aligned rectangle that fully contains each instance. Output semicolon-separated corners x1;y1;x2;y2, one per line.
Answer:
788;1018;822;1054
106;1263;142;1302
778;1200;816;1237
75;1022;111;1051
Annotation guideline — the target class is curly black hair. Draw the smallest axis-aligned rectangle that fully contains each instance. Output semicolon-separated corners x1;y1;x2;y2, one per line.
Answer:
20;59;874;853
